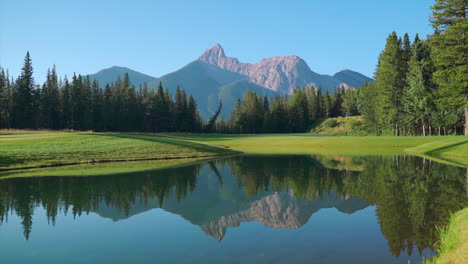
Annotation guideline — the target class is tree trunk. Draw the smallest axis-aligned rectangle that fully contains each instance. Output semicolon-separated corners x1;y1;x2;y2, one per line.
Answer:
464;104;468;136
438;127;441;135
422;123;426;136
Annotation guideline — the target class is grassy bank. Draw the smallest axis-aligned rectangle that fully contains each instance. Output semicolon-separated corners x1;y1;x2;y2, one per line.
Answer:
170;134;465;156
426;208;468;264
406;137;468;167
0;131;237;172
1;131;466;178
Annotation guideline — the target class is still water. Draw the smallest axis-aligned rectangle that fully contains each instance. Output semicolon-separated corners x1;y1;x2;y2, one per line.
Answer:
0;155;466;263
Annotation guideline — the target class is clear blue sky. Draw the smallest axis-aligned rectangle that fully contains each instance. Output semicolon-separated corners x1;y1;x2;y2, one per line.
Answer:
0;0;434;83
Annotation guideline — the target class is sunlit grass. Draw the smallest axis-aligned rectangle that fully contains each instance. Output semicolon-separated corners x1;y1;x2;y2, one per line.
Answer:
170;134;460;156
425;208;468;264
0;131;236;170
406;137;468;167
0;157;217;179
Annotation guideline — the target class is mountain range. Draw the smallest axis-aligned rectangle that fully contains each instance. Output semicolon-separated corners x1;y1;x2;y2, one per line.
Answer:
88;44;373;118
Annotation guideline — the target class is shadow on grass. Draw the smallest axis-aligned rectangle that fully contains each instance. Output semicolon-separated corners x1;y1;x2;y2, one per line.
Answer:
0;155;32;168
88;133;239;155
426;139;468;156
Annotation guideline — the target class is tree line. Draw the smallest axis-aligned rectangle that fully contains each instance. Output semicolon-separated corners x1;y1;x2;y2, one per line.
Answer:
216;86;358;133
0;54;203;132
218;0;467;136
360;0;467;136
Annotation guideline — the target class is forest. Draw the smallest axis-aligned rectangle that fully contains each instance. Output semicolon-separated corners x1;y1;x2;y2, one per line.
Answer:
0;0;466;135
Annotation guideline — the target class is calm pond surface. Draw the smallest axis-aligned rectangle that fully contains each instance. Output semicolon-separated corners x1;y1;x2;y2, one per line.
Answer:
0;155;466;264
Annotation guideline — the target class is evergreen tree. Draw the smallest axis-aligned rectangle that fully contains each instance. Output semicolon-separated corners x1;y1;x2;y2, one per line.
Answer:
402;37;435;136
430;0;468;136
358;82;380;134
374;32;407;135
331;86;344;117
91;79;103;131
323;90;332;118
13;52;35;128
342;89;359;117
310;87;323;119
60;77;71;129
41;66;60;129
0;68;8;128
288;89;309;132
154;82;170;131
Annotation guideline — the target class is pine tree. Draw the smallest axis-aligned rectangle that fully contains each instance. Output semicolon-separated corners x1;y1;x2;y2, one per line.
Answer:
374;32;407;135
288;89;309;132
430;0;468;135
187;95;199;132
314;87;324;119
60;77;71;129
154;81;170;131
403;37;435;136
41;66;60;129
269;95;288;133
358;82;380;134
342;89;359;117
323;90;332;118
91;79;103;131
13;52;35;128
331;86;344;117
0;68;8;128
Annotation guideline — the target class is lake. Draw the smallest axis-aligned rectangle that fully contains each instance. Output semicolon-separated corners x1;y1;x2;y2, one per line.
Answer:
0;155;466;263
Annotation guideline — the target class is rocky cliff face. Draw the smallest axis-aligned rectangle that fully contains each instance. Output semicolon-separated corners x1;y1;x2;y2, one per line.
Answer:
199;44;352;94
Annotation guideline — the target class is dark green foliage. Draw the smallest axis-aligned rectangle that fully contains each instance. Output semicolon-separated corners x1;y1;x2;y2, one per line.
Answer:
13;52;35;128
359;4;466;136
3;53;202;133
0;68;13;128
430;0;468;136
223;86;357;133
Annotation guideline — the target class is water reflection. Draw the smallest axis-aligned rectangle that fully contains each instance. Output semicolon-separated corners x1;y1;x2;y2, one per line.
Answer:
0;155;466;259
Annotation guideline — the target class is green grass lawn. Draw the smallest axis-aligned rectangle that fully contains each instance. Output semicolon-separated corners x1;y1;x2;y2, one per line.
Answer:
1;131;466;178
0;131;237;171
169;133;466;156
406;137;468;167
425;207;468;264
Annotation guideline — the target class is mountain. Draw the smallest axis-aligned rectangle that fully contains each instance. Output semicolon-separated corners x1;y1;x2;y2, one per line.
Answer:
198;44;350;94
333;69;374;88
88;66;157;88
86;44;373;118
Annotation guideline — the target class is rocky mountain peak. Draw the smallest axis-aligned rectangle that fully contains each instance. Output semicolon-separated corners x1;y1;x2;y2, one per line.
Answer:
199;43;226;64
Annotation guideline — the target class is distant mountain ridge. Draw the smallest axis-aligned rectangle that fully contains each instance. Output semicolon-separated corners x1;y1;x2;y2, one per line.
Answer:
87;44;373;117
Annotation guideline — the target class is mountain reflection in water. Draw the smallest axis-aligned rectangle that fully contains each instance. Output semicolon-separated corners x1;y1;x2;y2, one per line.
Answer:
0;155;466;260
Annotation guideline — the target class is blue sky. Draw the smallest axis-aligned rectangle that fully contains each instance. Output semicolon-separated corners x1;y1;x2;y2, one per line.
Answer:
0;0;433;83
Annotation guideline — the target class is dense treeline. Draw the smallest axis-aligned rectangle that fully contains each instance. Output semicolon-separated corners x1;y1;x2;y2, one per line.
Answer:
220;0;467;135
0;55;203;132
216;86;357;133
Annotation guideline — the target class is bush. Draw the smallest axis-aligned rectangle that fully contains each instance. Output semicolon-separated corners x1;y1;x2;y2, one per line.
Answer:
321;118;339;128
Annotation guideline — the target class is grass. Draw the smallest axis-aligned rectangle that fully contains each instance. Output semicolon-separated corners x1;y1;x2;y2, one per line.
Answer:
1;131;466;178
406;137;468;167
169;133;465;156
0;131;237;171
425;207;468;264
0;157;217;179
